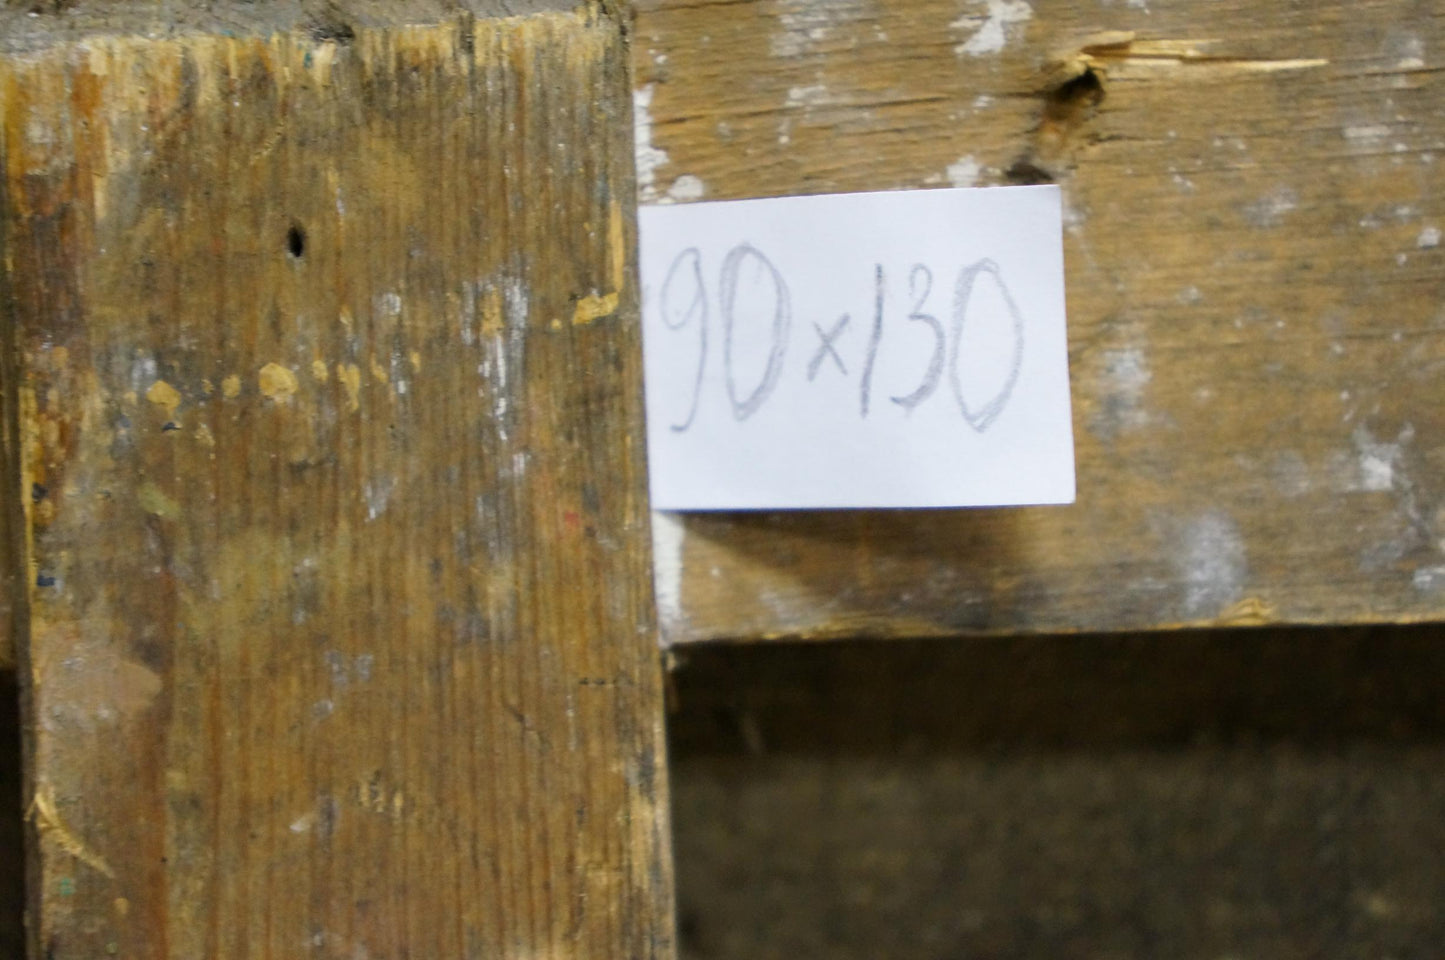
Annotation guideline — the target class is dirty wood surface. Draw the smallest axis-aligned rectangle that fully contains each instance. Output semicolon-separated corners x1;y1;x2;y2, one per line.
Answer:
632;0;1445;643
3;5;675;957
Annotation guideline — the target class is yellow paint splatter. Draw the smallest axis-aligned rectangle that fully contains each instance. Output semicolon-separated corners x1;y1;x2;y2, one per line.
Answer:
221;374;242;399
307;40;338;81
369;356;389;384
259;363;300;401
339;306;354;331
201;379;214;396
573;290;619;325
409;351;422;372
1219;596;1276;626
194;423;216;448
338;363;362;412
30;785;114;879
145;380;183;416
609;197;626;291
138;482;181;520
311;359;330;382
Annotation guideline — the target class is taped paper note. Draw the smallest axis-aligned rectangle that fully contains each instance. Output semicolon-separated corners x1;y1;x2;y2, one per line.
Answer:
639;185;1074;510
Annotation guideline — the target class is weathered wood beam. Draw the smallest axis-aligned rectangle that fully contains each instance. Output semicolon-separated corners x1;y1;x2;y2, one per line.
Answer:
2;2;675;956
633;0;1445;643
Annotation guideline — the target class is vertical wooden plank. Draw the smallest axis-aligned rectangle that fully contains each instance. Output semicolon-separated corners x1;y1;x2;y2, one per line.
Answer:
0;51;36;954
1;138;18;672
3;5;674;958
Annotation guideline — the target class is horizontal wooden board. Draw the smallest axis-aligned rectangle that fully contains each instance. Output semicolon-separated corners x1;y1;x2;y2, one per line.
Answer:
633;0;1445;643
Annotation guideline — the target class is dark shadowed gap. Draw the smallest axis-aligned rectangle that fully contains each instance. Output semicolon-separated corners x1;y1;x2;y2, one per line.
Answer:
0;670;22;958
666;624;1445;960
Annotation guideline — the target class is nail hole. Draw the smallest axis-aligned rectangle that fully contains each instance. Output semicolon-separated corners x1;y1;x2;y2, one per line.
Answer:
310;20;355;44
1044;67;1105;126
1004;159;1055;185
286;225;306;259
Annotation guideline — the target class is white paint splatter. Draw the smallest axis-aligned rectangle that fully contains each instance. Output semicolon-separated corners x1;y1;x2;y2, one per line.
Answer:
781;81;876;129
786;83;830;109
651;511;685;641
1352;423;1413;492
363;476;396;521
772;0;872;58
1344;124;1392;143
666;175;706;203
375;291;403;319
945;155;981;187
1089;346;1152;438
1061;195;1087;233
1105;348;1150;394
129;354;159;395
1177;511;1247;617
1390;34;1425;70
503;277;528;328
1243;188;1298;228
952;0;1032;57
1414;566;1445;591
634;84;669;203
1417;225;1441;248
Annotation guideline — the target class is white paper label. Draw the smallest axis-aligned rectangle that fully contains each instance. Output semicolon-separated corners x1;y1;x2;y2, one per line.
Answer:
639;185;1075;510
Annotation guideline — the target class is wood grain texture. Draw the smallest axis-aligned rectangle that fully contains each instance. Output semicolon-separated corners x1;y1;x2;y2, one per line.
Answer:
3;6;675;957
632;0;1445;643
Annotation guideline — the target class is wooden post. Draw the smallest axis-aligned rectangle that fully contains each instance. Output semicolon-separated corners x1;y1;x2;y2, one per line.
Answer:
2;2;675;957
